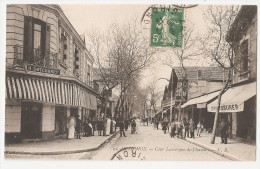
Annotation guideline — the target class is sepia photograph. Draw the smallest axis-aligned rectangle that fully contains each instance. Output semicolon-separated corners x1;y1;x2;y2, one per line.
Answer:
0;0;259;168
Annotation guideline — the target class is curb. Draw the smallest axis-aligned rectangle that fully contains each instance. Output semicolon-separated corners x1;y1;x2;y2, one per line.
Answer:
184;138;242;161
5;131;119;155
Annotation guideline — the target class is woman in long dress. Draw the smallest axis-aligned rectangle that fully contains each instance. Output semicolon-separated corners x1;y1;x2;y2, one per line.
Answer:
67;115;76;139
106;118;111;136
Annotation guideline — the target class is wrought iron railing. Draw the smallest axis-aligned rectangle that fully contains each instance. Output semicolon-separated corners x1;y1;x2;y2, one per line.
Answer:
12;45;58;69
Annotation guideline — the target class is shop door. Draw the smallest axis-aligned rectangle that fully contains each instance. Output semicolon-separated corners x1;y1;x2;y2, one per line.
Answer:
55;107;67;135
21;102;42;139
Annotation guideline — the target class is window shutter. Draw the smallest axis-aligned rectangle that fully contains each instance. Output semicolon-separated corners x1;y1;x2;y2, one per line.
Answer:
23;16;33;62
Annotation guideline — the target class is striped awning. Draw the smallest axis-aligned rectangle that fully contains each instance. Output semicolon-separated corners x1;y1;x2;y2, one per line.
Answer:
6;75;97;109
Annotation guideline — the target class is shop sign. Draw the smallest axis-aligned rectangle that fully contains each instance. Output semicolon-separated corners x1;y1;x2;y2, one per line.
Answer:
208;103;244;113
197;103;206;108
27;65;60;75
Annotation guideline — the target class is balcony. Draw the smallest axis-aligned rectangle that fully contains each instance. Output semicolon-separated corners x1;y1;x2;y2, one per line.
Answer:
10;45;58;70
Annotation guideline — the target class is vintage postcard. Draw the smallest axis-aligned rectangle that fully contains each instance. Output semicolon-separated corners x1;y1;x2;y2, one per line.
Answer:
0;0;259;169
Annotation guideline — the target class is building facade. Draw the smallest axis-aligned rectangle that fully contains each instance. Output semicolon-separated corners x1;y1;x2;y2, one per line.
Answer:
208;5;257;141
5;4;98;143
161;67;227;123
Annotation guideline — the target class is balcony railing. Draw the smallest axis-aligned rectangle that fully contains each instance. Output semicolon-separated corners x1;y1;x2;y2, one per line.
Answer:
12;45;58;69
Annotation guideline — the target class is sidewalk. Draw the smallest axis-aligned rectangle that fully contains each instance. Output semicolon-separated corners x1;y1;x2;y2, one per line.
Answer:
184;132;256;161
5;132;118;155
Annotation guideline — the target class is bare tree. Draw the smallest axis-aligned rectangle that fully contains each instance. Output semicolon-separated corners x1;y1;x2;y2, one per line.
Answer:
163;22;201;122
200;5;239;144
88;18;157;122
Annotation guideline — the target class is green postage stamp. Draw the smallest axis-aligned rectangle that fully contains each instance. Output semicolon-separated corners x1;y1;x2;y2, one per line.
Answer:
151;7;184;48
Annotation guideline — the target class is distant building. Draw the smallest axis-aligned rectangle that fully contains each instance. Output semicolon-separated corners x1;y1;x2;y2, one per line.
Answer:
161;67;227;123
5;4;98;143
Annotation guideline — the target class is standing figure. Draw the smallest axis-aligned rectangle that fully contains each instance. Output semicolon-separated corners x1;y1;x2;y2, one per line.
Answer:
189;119;195;139
97;118;103;136
162;119;168;134
156;118;159;130
220;119;229;144
170;120;176;138
75;116;81;139
177;120;184;138
131;119;137;134
124;119;129;131
106;117;111;136
91;118;96;136
119;120;126;137
183;118;189;138
197;121;203;137
67;115;76;139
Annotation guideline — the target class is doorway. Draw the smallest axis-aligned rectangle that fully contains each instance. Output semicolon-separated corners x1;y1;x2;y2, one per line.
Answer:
55;106;67;135
21;102;42;139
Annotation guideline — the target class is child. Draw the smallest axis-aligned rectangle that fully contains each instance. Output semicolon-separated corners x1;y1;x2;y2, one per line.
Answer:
197;121;203;137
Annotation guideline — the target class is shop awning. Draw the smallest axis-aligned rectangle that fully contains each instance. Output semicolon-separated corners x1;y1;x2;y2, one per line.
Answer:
181;90;220;108
207;81;256;113
6;75;97;109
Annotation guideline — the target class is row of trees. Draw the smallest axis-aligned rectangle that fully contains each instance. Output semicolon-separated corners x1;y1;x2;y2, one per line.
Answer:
88;18;157;121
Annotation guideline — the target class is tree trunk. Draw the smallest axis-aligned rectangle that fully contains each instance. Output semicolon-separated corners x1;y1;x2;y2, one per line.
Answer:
211;75;230;144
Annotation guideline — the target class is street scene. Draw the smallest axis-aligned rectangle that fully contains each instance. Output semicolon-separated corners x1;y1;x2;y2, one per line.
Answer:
3;3;257;163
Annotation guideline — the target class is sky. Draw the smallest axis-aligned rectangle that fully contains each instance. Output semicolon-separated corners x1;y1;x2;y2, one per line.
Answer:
60;4;211;106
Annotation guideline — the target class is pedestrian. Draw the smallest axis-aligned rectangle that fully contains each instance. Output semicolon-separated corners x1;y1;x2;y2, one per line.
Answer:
177;120;184;138
156;118;159;130
220;119;228;144
67;115;76;139
75;115;81;139
162;119;167;134
183;118;189;138
119;120;126;137
91;118;96;136
83;119;89;137
124;119;129;131
131;119;137;134
111;118;116;134
97;118;103;136
106;117;111;136
197;121;203;137
170;120;176;138
189;119;195;139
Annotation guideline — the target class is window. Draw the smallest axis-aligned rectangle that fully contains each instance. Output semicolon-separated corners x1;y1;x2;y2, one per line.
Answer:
87;65;91;86
59;27;68;64
240;40;249;72
73;44;80;76
197;70;202;80
23;16;49;64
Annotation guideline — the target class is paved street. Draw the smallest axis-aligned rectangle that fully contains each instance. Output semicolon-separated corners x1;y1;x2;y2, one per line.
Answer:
5;120;229;161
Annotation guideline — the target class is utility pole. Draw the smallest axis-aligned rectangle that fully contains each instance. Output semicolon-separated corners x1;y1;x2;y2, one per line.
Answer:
170;72;173;122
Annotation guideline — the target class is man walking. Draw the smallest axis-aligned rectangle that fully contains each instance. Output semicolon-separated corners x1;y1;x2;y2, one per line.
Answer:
119;120;126;137
183;118;189;139
220;119;228;144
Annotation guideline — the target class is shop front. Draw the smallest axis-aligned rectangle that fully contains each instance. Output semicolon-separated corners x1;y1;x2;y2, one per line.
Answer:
207;81;256;141
181;90;220;130
5;72;97;143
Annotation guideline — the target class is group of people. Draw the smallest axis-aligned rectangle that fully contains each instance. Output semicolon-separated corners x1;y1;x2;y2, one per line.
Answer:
119;118;138;137
160;118;203;139
67;115;118;139
158;117;230;144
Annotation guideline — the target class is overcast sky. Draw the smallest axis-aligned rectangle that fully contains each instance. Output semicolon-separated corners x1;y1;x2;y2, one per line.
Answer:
60;4;211;106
